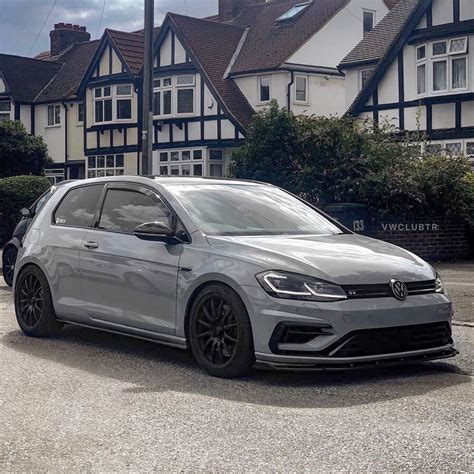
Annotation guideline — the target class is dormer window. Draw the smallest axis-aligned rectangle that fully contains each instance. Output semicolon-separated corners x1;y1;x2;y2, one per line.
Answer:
363;10;375;35
276;2;311;23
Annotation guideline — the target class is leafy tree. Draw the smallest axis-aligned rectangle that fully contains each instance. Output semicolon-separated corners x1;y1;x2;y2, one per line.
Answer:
0;120;52;178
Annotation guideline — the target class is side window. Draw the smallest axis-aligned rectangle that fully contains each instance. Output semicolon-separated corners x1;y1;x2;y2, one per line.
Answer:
54;185;104;228
98;188;173;234
32;191;51;215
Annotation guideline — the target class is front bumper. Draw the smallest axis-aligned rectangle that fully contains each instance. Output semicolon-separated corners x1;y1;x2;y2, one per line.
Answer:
242;286;456;369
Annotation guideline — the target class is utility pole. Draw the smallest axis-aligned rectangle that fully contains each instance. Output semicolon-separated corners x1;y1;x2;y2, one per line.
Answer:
141;0;154;175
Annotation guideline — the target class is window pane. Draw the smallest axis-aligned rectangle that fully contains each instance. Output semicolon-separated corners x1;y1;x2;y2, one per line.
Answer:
106;155;115;168
433;41;447;56
104;99;113;121
177;89;194;114
210;150;223;160
417;64;426;94
0;114;10;122
193;164;202;176
295;76;307;102
177;75;195;86
78;103;84;123
170;165;180;176
117;99;132;119
153;91;161;115
95;101;103;122
115;154;124;167
54;185;104;228
446;143;462;155
103;86;111;97
0;102;11;111
88;156;96;168
182;164;191;176
160;165;168;175
48;106;54;126
425;144;442;155
99;189;171;233
210;164;223;177
363;11;374;33
450;38;466;53
182;150;191;161
153;79;161;88
54;106;61;125
361;69;374;89
88;170;97;178
416;45;426;61
160;152;168;162
466;143;474;156
97;156;105;168
170;152;179;161
259;77;270;102
193;150;203;160
95;88;102;98
433;61;447;91
116;84;132;96
163;90;172;115
452;58;466;89
163;78;172;87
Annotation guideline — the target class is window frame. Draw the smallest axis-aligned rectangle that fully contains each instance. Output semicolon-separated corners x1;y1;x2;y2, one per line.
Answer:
362;9;375;35
258;75;271;104
0;100;12;121
77;102;84;125
92;84;133;125
153;75;196;118
157;148;205;177
294;75;308;104
359;68;374;91
47;104;61;127
87;154;125;178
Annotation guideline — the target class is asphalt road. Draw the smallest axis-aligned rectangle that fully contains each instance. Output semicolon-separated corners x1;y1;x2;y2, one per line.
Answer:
0;276;472;472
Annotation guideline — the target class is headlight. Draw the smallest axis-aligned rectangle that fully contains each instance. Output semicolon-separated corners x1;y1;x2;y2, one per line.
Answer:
435;273;445;294
256;271;347;302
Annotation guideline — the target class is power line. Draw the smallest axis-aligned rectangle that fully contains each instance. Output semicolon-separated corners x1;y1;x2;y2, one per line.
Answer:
183;0;188;15
96;0;107;38
28;0;58;55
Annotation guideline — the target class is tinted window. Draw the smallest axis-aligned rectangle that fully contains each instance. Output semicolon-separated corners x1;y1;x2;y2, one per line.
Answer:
54;185;104;228
31;191;51;214
98;188;172;233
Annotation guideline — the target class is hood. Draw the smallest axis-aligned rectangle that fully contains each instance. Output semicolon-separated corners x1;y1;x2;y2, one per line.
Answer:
207;234;435;285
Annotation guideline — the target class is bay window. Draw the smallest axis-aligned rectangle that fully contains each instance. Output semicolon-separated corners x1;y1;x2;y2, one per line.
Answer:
433;60;447;91
93;84;133;124
153;75;195;117
416;45;426;95
451;57;467;90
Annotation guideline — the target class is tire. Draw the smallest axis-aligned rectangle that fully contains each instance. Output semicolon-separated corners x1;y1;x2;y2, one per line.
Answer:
14;265;63;337
2;246;17;287
188;283;255;378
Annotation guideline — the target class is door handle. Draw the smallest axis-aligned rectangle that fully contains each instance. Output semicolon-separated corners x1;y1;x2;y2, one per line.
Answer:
84;241;99;249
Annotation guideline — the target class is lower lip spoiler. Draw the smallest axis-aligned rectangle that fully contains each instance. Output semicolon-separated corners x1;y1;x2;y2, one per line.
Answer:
254;348;458;371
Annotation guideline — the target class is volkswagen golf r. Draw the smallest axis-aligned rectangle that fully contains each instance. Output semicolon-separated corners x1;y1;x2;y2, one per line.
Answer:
13;176;456;377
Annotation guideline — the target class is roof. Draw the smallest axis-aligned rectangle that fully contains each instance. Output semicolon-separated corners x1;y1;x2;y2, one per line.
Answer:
35;40;99;102
339;0;420;68
224;0;349;75
169;13;255;129
0;54;61;102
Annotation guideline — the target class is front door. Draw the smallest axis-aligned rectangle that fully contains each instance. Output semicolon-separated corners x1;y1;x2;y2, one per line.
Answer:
80;183;182;334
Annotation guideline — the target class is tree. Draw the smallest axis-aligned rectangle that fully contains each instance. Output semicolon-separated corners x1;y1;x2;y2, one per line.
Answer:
228;102;474;221
0;120;52;178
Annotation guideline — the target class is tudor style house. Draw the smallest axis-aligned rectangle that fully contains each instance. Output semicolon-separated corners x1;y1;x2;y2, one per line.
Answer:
2;0;398;180
339;0;474;166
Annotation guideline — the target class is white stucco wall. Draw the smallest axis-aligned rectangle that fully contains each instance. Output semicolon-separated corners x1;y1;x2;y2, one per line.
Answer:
36;103;65;164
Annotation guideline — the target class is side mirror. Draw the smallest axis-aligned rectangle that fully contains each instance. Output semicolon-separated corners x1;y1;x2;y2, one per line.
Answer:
134;221;175;242
20;208;31;218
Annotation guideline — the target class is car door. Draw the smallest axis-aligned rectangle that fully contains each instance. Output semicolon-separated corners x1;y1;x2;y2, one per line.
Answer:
46;183;105;321
80;182;183;335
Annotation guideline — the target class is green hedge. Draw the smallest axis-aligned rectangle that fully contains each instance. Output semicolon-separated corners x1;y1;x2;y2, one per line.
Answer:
0;175;51;246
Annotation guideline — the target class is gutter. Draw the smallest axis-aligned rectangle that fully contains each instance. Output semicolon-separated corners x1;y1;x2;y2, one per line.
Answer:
287;70;294;112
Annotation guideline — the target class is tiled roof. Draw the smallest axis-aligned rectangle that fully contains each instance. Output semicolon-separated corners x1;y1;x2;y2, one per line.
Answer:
169;13;255;130
339;0;420;67
0;54;61;102
224;0;349;75
35;40;99;102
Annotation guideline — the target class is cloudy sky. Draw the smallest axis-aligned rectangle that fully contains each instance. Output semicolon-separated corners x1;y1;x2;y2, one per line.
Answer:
0;0;218;57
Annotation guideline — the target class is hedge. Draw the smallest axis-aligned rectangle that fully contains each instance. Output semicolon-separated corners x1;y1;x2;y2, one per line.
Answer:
0;175;51;246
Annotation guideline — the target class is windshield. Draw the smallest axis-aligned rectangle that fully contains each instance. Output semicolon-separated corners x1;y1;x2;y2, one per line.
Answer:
166;183;343;237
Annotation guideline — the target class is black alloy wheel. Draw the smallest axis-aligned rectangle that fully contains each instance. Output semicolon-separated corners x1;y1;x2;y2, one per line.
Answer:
2;247;17;287
189;284;254;378
17;273;44;329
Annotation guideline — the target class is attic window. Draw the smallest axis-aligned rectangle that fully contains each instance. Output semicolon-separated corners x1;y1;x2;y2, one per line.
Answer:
276;2;311;23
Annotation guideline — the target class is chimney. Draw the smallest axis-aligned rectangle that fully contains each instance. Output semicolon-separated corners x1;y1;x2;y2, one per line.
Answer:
218;0;253;20
50;23;90;56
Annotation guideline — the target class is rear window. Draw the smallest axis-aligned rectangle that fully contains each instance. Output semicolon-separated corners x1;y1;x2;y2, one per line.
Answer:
54;185;104;228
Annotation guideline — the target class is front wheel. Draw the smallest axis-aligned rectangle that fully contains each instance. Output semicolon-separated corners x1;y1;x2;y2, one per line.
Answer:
189;284;255;378
2;247;17;287
14;266;62;337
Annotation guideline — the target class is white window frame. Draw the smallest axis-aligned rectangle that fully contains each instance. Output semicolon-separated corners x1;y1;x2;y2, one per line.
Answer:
0;100;12;121
258;75;271;104
153;77;173;118
294;75;308;104
416;44;427;96
87;154;125;178
77;102;84;125
47;104;61;127
93;84;133;125
157;148;205;177
466;141;474;157
153;75;196;118
175;75;196;117
444;141;463;156
362;9;375;35
450;55;468;91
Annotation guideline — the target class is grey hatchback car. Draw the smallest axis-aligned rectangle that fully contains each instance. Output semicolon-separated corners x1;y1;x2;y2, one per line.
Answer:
14;176;456;377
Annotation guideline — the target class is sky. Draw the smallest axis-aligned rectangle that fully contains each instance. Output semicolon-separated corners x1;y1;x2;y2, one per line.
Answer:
0;0;218;57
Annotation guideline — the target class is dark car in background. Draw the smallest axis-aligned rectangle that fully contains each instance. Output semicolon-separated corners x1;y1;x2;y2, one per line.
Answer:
1;182;68;286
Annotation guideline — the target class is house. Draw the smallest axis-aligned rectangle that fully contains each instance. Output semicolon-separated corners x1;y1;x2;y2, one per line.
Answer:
339;0;474;166
0;23;98;182
77;0;395;178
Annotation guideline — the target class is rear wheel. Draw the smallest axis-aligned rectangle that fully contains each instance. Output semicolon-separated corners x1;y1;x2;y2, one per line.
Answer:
2;247;17;287
189;284;254;378
14;266;62;337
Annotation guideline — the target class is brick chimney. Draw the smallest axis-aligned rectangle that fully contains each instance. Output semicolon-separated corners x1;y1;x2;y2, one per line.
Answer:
50;23;90;56
219;0;254;20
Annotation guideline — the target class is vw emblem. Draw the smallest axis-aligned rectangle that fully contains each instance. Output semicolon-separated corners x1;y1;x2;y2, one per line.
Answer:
390;279;408;301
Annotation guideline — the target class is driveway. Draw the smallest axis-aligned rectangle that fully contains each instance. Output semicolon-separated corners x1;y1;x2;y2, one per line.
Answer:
0;275;472;472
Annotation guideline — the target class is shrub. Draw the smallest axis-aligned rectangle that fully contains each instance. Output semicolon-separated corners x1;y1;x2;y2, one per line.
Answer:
0;175;51;245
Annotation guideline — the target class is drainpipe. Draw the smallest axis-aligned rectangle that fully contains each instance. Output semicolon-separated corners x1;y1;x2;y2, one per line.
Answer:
287;70;295;113
62;102;69;178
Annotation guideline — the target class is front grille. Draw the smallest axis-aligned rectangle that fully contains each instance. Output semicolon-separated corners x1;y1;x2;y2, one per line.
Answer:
342;280;436;299
330;322;452;358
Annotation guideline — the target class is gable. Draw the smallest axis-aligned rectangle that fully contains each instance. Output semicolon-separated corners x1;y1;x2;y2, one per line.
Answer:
155;29;190;67
93;43;126;78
